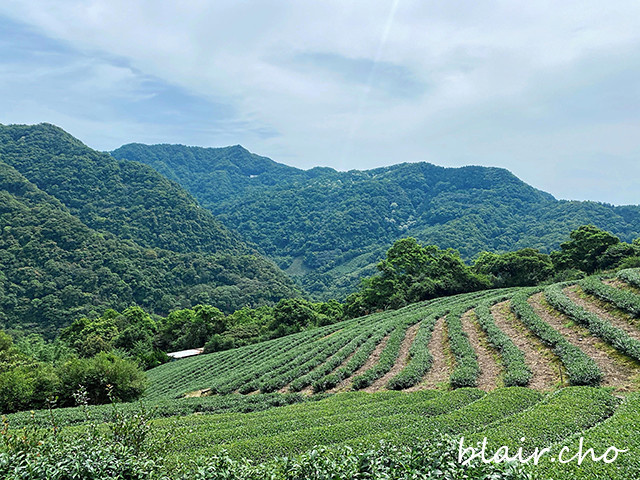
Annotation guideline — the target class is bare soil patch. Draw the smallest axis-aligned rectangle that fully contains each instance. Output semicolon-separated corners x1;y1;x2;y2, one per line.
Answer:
364;321;421;392
491;301;559;391
182;388;212;398
528;292;638;390
461;310;500;391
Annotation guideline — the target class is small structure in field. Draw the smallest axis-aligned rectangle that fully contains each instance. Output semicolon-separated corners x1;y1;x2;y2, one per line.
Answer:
167;347;204;360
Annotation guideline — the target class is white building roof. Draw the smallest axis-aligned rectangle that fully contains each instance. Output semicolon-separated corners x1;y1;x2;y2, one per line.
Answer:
167;347;204;359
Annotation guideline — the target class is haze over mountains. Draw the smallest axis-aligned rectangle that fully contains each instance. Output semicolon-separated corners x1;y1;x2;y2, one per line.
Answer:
112;143;640;299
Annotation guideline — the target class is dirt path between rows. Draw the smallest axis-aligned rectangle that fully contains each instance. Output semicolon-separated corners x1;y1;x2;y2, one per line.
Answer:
491;301;559;390
364;322;421;392
604;277;640;296
528;292;637;390
329;333;390;393
406;316;451;391
564;285;640;342
461;310;500;391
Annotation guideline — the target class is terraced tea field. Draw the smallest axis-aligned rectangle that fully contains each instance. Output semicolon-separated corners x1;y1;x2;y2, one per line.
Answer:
10;269;640;479
147;269;640;398
113;268;640;478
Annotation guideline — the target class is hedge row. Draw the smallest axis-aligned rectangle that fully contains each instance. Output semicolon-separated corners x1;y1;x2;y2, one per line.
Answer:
446;308;480;388
580;276;640;317
288;331;373;392
471;387;619;455
351;314;422;390
510;290;602;386
312;323;398;393
618;268;640;290
475;298;532;387
540;392;640;478
210;326;343;394
545;283;640;362
385;312;442;390
258;330;360;393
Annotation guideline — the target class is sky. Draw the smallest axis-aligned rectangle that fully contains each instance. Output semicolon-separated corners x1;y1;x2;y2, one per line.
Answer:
0;1;639;205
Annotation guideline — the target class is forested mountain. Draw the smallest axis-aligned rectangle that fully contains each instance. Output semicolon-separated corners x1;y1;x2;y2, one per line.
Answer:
0;124;245;254
0;124;298;335
112;143;640;299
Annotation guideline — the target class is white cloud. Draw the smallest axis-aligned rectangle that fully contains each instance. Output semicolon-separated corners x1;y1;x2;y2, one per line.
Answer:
0;1;639;204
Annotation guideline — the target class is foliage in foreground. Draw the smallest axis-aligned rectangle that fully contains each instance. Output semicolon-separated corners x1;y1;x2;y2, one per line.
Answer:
0;407;531;480
0;337;147;414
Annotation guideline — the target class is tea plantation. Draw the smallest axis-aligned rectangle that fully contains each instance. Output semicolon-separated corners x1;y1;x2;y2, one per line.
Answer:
4;269;640;479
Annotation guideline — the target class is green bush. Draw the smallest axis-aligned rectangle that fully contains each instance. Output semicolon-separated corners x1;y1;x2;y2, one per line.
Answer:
57;352;148;405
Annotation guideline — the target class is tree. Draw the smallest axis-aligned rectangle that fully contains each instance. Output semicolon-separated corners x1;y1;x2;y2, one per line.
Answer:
556;225;620;274
155;304;226;351
347;238;491;314
598;242;640;270
270;298;318;337
474;248;554;287
57;352;147;405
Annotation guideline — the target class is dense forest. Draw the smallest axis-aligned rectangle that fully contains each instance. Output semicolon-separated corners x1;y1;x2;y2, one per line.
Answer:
0;124;298;334
112;143;640;299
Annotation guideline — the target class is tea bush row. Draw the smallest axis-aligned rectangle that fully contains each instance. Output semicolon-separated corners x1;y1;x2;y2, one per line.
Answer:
474;298;532;386
545;284;640;361
510;290;602;385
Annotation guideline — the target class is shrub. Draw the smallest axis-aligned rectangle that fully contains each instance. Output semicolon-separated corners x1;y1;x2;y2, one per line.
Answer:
57;351;148;405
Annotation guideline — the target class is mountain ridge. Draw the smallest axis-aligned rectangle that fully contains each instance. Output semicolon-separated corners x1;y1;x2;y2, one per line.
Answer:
112;142;640;299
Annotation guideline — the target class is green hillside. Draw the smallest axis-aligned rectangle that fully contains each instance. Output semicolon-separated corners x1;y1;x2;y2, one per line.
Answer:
128;268;640;478
0;124;246;255
0;125;298;333
5;269;640;478
111;143;640;299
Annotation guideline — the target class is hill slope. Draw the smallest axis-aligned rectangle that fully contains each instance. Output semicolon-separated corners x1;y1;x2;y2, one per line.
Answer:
0;125;298;334
0;124;247;255
146;269;640;399
6;271;640;478
112;143;640;299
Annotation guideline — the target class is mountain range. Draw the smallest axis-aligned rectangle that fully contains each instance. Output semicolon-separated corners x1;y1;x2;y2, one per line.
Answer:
112;143;640;299
1;122;638;334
